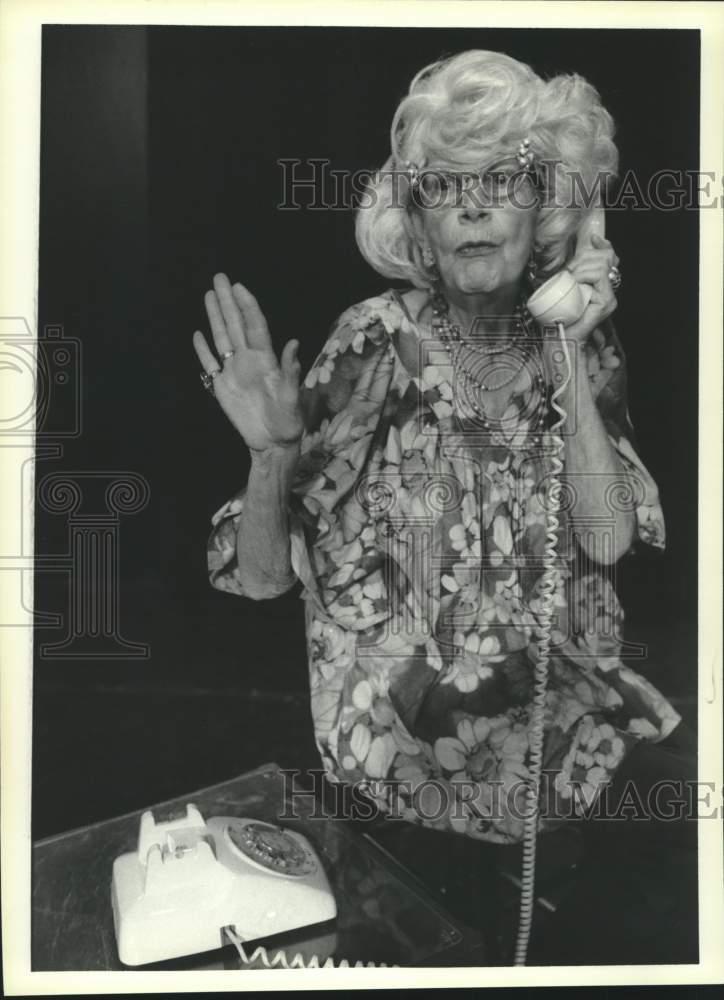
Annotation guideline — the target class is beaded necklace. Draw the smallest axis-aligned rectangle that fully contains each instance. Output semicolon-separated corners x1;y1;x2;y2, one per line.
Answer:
430;288;547;434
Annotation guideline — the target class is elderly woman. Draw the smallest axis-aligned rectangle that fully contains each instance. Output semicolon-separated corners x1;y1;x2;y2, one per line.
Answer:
194;51;695;963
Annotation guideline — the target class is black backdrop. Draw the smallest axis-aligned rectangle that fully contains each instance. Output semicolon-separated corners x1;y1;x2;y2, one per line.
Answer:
33;26;699;831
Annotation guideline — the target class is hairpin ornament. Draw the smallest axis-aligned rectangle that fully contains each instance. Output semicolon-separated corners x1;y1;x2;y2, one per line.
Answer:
404;160;421;189
516;138;536;173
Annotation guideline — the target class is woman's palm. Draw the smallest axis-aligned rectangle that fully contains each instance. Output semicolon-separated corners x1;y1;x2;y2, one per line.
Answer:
215;346;303;451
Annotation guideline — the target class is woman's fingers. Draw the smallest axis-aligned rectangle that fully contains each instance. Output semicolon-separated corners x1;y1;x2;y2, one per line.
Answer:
279;338;301;387
231;282;274;351
212;273;247;349
571;248;619;270
584;277;616;318
568;261;613;285
192;330;221;375
568;268;599;287
588;233;620;266
204;287;239;355
589;232;610;249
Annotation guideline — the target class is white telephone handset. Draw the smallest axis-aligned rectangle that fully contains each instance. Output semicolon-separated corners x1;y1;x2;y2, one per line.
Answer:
111;803;339;967
526;207;605;325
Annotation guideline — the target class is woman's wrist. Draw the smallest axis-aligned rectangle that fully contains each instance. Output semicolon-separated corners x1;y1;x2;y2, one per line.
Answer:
249;440;301;468
237;441;300;598
247;441;301;505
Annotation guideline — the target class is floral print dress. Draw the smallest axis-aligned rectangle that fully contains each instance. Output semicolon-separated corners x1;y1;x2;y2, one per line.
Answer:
207;289;680;845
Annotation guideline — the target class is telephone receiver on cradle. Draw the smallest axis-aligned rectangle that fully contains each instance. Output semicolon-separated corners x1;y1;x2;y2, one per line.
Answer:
525;207;606;326
111;804;338;967
111;803;394;969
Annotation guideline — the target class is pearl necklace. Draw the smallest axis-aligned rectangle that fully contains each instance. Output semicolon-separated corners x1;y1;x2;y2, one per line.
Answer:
430;289;547;432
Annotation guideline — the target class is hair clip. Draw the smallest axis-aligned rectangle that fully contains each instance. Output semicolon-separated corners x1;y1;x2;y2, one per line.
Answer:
516;137;536;173
403;159;421;190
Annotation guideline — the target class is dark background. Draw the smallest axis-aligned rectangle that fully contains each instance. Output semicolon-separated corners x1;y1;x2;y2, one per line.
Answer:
33;26;699;840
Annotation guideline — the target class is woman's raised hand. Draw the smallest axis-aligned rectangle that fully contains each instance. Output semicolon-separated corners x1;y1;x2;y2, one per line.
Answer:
192;274;304;453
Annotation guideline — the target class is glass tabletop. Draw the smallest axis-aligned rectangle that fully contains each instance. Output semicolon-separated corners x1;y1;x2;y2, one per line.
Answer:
32;762;487;970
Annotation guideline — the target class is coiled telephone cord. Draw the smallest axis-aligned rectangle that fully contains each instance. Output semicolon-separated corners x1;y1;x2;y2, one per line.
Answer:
513;322;572;966
223;925;396;969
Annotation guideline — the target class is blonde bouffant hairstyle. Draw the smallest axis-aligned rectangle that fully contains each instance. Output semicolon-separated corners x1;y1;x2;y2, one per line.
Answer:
355;50;619;288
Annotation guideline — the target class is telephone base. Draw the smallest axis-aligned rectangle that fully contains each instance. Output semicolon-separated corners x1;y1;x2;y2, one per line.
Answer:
111;807;337;967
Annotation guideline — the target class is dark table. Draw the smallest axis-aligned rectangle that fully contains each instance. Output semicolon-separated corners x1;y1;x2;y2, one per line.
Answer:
32;762;487;970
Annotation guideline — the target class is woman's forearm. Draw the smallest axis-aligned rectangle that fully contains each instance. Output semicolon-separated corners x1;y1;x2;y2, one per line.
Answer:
558;342;636;564
236;443;301;599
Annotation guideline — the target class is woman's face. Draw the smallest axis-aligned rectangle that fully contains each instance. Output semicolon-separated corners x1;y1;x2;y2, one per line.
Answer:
411;160;539;299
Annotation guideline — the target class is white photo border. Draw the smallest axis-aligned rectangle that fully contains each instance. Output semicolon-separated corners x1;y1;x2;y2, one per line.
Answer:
1;0;722;992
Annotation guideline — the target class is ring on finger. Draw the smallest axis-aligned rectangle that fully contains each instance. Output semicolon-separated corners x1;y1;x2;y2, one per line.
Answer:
200;368;221;394
221;349;235;361
608;265;622;290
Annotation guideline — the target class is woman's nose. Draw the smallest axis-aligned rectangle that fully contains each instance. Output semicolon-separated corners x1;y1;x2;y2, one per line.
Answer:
459;183;489;221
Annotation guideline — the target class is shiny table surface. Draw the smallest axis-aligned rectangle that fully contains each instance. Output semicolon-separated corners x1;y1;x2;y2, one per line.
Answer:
32;762;487;970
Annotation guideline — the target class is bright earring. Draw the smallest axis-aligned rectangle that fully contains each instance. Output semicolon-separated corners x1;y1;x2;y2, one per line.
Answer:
527;252;538;284
422;245;436;270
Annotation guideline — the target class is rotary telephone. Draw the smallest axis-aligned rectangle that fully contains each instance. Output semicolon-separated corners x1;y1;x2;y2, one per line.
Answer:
111;804;391;968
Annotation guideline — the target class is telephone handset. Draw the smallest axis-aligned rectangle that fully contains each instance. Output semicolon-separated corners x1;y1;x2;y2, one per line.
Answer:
525;207;605;325
513;206;606;966
111;804;390;968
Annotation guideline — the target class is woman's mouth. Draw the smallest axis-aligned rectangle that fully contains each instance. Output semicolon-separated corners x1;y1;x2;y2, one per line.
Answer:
456;241;499;257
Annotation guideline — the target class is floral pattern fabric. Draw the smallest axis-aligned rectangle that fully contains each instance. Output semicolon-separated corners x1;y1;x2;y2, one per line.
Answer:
207;289;679;844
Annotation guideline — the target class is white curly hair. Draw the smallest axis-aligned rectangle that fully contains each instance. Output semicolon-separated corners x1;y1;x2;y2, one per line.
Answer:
355;49;619;287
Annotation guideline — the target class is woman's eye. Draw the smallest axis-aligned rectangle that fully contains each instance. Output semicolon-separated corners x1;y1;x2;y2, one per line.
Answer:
449;175;466;197
419;172;443;199
418;171;477;205
419;172;460;203
489;171;511;187
437;174;464;196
